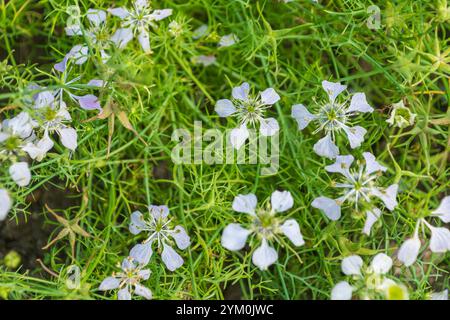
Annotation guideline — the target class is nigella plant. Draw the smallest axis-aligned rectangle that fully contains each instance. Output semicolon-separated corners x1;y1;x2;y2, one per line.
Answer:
99;257;152;300
331;253;409;300
215;82;281;149
108;0;173;53
291;80;373;159
221;191;305;271
312;153;398;235
56;8;111;71
129;205;191;271
398;196;450;266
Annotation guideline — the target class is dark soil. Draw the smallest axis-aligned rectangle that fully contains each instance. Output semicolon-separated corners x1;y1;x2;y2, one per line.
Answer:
0;183;78;271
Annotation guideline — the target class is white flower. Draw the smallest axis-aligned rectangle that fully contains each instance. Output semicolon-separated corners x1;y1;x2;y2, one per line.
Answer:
129;205;190;271
0;112;36;160
221;191;305;271
218;33;239;47
9;162;31;187
56;8;110;71
331;253;407;300
215;82;280;149
291;80;373;159
24;91;77;159
99;257;152;300
398;197;450;266
0;189;12;221
312;153;398;233
386;100;416;128
108;0;172;53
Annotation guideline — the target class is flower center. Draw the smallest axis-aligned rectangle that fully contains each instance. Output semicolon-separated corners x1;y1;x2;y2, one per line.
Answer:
253;209;279;240
4;136;21;151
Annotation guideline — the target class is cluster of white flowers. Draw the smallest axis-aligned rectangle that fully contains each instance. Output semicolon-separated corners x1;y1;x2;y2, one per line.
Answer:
331;254;409;300
221;191;305;270
99;204;191;300
1;0;447;301
212;79;447;299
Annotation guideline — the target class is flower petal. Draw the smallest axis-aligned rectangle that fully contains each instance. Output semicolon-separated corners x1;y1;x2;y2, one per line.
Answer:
347;92;373;113
172;225;191;250
291;104;316;130
259;118;279;137
398;237;421;267
429;226;450;253
363;152;386;175
149;205;170;220
138;30;151;53
77;95;102;112
230;125;249;150
23;133;54;161
221;223;251;251
311;196;341;221
54;54;70;73
98;276;120;291
161;244;184;271
232;194;257;215
69;45;89;65
58;127;78;151
129;211;146;235
65;24;82;36
371;184;398;211
118;288;131;300
86;9;106;27
260;88;280;105
342;125;366;149
432;196;450;223
149;9;173;21
313;133;339;159
331;281;353;300
232;82;250;102
341;255;363;275
134;284;152;300
108;7;130;19
9;162;31;187
138;269;151;280
280;219;304;247
325;155;354;179
271;190;293;213
322;80;347;103
0;189;12;221
363;208;381;236
111;27;133;49
370;253;392;275
252;238;278;270
431;290;448;300
215;99;236;117
130;242;153;265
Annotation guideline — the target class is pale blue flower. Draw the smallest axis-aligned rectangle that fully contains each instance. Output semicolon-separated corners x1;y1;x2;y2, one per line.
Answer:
129;205;190;271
